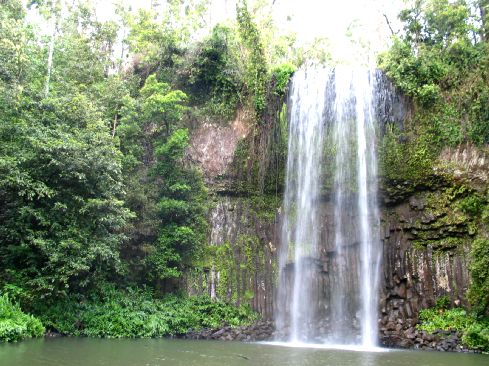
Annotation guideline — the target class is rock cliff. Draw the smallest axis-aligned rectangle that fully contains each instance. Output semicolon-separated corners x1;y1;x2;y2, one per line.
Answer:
185;93;488;349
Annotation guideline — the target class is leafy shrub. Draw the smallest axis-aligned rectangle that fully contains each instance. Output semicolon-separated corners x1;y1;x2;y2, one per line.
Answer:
463;322;489;352
0;293;44;342
417;83;441;106
35;286;258;338
272;62;296;96
468;238;489;315
418;307;489;352
418;307;471;333
435;295;450;310
184;24;244;119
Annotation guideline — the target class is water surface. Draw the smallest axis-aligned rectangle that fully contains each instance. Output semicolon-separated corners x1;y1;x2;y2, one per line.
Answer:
1;338;488;366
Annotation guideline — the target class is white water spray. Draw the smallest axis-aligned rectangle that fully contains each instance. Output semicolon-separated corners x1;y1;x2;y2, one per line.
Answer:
276;68;330;342
276;66;385;347
331;67;382;347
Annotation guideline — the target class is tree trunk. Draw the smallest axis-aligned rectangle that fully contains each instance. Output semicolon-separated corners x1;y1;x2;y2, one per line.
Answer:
44;18;56;98
112;114;118;138
481;0;489;42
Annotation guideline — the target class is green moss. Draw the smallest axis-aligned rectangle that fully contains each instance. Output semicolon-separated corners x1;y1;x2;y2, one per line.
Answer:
457;194;485;217
193;194;278;307
248;194;281;223
408;186;486;255
378;123;439;201
412;237;466;252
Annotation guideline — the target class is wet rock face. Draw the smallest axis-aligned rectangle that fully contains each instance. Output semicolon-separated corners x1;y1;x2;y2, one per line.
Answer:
379;195;472;345
183;196;279;319
272;194;473;346
192;194;472;340
186;193;473;350
187;109;252;189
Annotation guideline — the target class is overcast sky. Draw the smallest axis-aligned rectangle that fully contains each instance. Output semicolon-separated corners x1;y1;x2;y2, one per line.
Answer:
94;0;402;62
27;0;403;64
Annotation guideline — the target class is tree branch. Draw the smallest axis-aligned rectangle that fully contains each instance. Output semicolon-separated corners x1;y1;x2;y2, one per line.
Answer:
383;14;397;36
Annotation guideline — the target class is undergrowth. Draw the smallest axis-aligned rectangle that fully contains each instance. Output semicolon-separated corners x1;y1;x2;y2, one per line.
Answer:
418;302;489;352
0;293;44;342
33;286;258;338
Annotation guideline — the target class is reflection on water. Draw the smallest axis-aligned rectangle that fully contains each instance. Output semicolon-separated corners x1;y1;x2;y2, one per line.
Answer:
262;341;388;352
0;338;488;366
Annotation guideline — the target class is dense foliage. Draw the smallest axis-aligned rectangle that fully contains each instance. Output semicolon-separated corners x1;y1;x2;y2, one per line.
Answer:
34;286;257;338
379;0;489;317
0;0;203;301
236;0;268;115
0;1;134;299
0;0;290;341
379;0;489;146
418;299;489;352
0;294;44;342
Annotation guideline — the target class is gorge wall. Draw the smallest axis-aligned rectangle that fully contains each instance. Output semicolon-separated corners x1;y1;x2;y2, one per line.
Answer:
184;87;488;341
184;107;281;319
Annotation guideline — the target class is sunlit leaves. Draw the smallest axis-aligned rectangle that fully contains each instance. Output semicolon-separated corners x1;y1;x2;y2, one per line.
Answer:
140;74;187;135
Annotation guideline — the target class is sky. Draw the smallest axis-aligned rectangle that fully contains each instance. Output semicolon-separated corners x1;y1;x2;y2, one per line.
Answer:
270;0;402;63
94;0;403;62
27;0;404;64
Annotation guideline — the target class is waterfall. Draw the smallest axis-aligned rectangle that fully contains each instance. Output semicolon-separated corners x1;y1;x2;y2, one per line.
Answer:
330;67;382;347
276;68;330;342
276;66;387;347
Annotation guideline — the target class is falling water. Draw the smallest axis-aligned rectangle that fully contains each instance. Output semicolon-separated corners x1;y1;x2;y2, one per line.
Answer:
330;67;382;347
276;66;389;347
276;68;330;342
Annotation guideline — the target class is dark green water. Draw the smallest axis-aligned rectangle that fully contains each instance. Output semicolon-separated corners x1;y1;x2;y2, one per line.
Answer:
1;338;488;366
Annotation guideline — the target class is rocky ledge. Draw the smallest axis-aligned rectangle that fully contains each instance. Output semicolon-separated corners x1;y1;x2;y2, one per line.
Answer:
381;326;478;352
181;320;275;342
183;320;481;353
